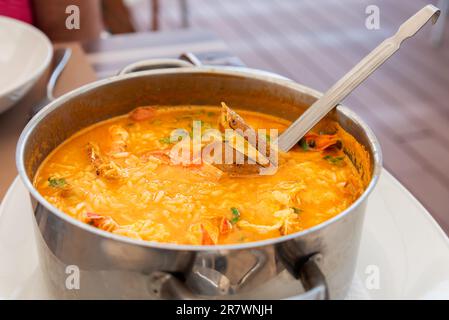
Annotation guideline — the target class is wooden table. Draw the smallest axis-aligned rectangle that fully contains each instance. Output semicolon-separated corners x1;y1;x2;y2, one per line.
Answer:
0;29;242;198
83;29;244;78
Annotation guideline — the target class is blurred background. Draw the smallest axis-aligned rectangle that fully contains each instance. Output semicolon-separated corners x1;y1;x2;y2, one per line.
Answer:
1;0;448;231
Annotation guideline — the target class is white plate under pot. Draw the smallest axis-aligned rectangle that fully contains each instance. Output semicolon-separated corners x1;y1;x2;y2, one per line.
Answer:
1;170;449;299
0;16;53;113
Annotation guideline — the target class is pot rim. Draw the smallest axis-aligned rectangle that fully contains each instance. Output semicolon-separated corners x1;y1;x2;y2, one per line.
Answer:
16;66;383;252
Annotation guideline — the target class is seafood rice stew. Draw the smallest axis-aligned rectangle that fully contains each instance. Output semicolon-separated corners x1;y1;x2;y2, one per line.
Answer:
34;104;371;245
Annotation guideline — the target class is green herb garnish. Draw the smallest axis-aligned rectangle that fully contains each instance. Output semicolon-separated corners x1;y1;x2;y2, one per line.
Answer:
323;155;345;165
200;120;212;129
159;136;172;144
207;112;214;117
48;177;66;188
299;138;309;151
265;134;271;142
230;207;240;224
291;207;302;214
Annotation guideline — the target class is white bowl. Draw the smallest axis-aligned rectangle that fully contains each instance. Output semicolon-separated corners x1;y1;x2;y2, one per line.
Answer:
0;16;53;114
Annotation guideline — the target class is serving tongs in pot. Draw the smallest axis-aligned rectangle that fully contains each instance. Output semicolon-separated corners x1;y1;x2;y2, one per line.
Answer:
216;4;440;176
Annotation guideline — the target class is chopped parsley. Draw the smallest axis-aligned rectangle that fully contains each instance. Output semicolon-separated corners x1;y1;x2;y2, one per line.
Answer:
299;138;309;151
159;136;172;144
265;134;271;142
200;120;212;129
230;207;240;224
323;155;345;165
291;207;302;214
48;177;66;188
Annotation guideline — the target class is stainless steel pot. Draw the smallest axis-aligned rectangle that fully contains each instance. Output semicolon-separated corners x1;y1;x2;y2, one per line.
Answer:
16;60;382;299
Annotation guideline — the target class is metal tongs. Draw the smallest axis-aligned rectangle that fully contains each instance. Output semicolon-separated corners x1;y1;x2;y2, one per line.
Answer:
218;5;440;176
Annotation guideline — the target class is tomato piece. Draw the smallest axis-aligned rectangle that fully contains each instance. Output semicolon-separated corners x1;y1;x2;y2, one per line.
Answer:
201;224;216;245
84;212;118;232
129;106;157;121
219;217;233;234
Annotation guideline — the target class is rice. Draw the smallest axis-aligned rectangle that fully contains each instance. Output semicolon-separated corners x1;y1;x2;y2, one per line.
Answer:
33;106;367;244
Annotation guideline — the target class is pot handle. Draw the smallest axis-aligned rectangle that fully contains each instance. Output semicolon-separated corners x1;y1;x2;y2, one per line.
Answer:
117;53;202;76
287;254;328;300
148;253;328;300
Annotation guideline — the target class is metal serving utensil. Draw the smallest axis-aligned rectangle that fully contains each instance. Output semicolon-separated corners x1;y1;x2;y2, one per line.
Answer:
277;4;440;152
217;5;440;176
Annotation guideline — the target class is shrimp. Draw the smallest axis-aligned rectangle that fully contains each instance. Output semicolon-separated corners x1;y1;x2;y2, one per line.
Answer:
86;142;125;179
108;125;129;156
81;212;119;232
219;102;274;168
